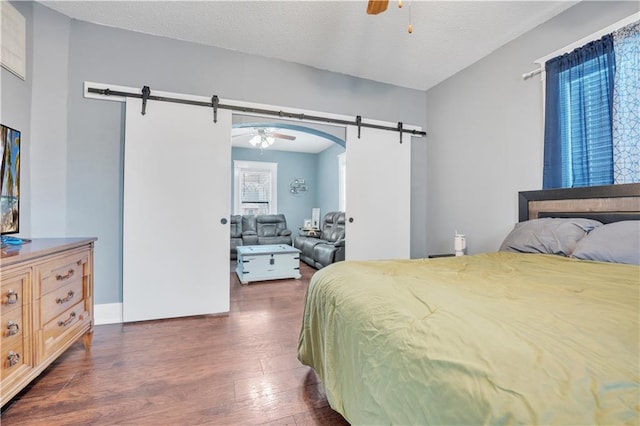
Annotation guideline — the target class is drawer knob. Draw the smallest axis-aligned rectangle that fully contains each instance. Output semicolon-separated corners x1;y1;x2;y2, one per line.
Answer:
56;269;75;281
7;351;20;367
57;311;77;328
55;290;75;304
6;320;20;336
5;289;18;305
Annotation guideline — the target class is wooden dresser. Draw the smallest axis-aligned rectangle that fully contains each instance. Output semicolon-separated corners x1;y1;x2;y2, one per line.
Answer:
0;238;96;407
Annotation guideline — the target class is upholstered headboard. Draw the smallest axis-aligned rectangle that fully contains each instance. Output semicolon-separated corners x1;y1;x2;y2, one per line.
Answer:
518;183;640;223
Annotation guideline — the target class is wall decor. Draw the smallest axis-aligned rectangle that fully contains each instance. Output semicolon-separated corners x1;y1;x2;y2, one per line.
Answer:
290;178;308;196
1;124;20;235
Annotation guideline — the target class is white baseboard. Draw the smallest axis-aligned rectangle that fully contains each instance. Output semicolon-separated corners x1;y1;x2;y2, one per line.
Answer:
94;303;123;325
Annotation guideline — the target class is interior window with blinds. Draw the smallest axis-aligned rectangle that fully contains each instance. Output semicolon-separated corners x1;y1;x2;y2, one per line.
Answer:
234;160;278;215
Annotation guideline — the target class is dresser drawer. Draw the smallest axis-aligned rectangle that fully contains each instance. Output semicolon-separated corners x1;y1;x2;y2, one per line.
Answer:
1;273;27;310
1;304;26;342
1;334;32;382
40;301;90;360
37;250;89;296
40;279;85;325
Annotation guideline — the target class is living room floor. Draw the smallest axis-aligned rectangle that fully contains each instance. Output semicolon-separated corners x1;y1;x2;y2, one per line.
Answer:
0;261;349;425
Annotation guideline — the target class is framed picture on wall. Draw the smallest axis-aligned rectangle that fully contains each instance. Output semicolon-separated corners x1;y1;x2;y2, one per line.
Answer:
1;124;21;235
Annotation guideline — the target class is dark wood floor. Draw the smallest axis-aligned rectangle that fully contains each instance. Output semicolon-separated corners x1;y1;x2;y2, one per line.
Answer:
1;262;349;425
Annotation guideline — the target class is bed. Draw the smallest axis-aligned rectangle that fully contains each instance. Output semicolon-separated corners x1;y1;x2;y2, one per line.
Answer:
297;184;640;425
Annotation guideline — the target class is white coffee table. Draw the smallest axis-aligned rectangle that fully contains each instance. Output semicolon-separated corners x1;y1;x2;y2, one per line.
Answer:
235;244;302;284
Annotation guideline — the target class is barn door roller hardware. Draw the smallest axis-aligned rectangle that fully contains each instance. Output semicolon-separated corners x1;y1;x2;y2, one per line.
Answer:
87;85;427;139
212;95;219;123
141;86;150;115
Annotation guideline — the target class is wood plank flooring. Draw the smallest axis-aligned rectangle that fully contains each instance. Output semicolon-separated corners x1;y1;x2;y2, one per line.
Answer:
1;262;349;425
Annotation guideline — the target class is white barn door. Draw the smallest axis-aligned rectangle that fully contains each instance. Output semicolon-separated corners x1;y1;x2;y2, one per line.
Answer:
123;97;231;322
345;125;411;261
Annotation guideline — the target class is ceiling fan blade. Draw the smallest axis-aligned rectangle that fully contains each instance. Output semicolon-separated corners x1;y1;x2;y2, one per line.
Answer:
270;133;296;141
232;128;296;141
367;0;388;15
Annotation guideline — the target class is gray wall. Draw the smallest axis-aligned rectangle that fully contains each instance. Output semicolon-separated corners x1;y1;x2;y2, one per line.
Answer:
57;6;426;304
30;4;70;237
425;1;638;255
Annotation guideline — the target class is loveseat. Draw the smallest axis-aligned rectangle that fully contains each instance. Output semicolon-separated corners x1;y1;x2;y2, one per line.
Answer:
230;214;292;259
294;211;346;269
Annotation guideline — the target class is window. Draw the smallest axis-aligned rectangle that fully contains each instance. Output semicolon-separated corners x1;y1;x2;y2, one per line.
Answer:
234;161;277;215
543;35;615;189
541;16;639;189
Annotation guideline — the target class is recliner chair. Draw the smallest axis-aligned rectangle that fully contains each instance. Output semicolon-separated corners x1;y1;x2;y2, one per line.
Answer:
295;211;346;269
255;214;292;245
230;215;243;260
312;212;346;269
229;214;293;259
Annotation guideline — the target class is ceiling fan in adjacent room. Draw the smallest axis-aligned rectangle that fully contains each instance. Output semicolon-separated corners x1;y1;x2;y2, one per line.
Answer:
367;0;413;34
234;128;296;149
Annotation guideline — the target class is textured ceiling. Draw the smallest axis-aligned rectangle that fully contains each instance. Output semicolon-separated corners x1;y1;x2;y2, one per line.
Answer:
41;0;577;91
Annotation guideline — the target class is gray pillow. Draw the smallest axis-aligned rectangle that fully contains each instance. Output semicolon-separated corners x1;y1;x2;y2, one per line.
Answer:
499;218;602;256
571;221;640;265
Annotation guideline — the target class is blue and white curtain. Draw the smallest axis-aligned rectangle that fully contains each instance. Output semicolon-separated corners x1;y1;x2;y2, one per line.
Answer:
612;20;640;184
543;20;640;189
543;35;615;188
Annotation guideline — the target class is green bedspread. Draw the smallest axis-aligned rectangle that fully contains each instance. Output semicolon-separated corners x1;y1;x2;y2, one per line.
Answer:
297;252;640;425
